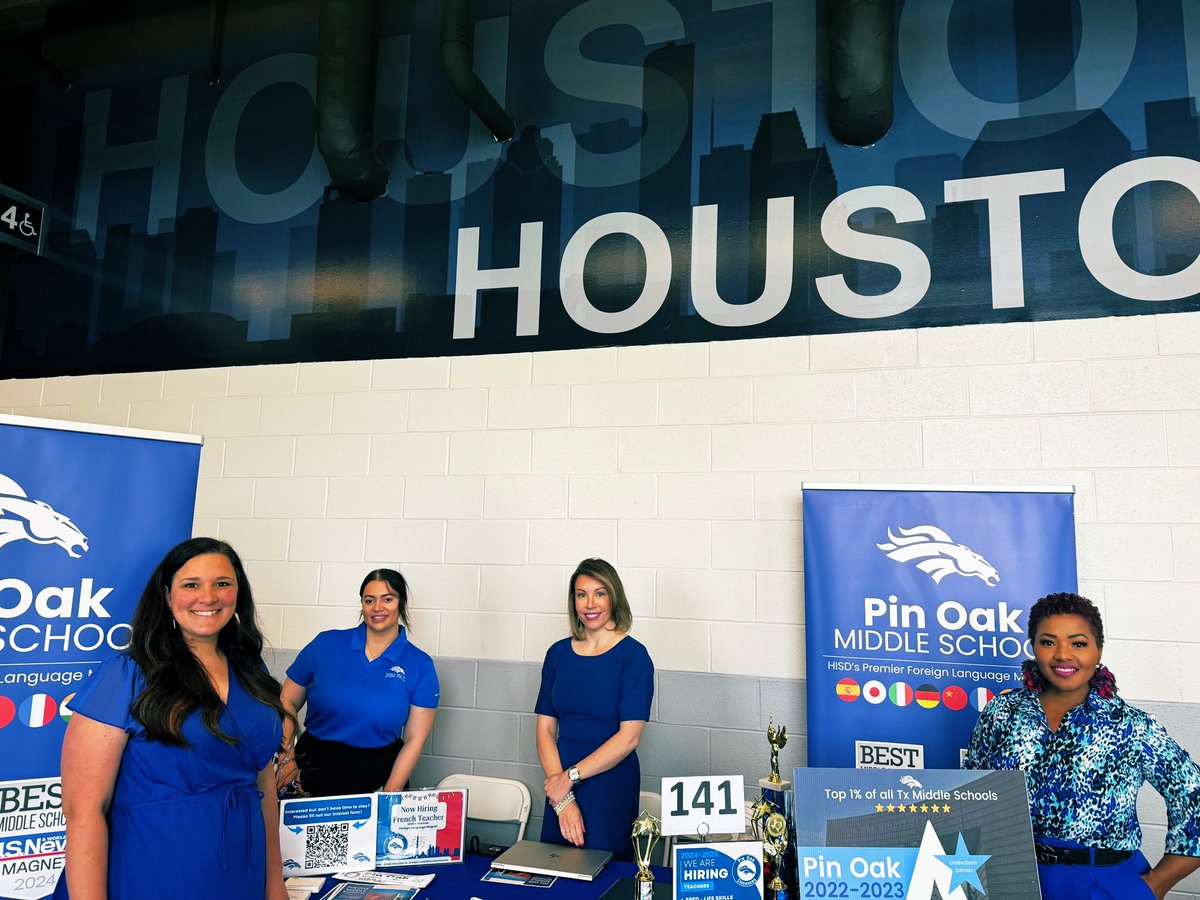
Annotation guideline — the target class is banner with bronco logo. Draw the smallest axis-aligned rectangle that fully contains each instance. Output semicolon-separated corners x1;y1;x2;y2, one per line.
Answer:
0;414;200;900
802;485;1076;770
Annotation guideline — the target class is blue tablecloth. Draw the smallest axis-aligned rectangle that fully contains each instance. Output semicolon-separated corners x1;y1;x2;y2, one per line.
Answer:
314;852;671;898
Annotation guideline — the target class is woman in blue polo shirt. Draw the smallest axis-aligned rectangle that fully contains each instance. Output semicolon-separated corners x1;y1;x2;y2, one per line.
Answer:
278;568;439;796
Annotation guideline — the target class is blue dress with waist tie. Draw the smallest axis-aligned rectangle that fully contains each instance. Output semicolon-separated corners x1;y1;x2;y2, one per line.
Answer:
535;636;654;861
53;654;281;899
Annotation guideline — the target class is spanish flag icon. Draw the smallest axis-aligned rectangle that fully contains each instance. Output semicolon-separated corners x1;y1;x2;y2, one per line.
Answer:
836;678;861;702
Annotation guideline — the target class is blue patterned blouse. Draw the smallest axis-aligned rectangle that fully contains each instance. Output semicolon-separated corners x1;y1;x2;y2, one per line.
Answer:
964;688;1200;854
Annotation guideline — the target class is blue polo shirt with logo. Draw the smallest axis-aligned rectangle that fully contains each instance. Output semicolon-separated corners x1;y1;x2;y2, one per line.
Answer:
287;624;440;748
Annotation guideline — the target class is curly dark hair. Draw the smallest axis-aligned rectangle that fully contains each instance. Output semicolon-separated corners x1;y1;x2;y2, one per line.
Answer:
129;537;294;747
1026;591;1105;648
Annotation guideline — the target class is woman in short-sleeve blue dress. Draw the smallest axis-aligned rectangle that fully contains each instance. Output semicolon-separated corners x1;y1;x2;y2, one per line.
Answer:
56;654;281;897
54;538;291;900
535;559;654;861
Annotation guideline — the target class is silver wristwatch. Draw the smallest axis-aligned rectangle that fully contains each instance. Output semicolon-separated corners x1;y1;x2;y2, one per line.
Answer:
567;765;581;783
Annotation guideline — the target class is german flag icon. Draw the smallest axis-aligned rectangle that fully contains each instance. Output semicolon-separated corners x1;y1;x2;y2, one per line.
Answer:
915;684;941;709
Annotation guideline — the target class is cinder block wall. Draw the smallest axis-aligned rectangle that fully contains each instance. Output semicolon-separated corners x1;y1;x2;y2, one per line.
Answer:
6;316;1200;896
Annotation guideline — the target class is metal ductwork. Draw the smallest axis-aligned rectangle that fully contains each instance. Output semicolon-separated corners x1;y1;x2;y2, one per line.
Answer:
441;0;515;142
316;0;389;201
828;0;894;147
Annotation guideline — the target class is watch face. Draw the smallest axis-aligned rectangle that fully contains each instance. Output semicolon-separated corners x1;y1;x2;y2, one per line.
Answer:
569;767;579;781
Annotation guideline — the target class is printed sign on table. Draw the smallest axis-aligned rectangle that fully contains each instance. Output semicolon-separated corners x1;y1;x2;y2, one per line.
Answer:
280;790;466;876
376;790;465;866
791;767;1039;900
673;841;763;900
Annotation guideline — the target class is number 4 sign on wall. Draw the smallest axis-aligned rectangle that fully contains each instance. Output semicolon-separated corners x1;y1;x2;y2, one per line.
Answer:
660;776;746;837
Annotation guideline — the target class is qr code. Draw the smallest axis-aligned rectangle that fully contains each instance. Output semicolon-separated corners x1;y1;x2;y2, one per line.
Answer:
304;821;349;869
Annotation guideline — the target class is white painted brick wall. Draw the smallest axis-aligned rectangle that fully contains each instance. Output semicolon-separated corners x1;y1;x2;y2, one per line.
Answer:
4;313;1200;704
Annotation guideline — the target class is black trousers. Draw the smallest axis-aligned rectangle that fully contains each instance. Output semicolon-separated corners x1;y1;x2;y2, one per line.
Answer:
295;730;406;797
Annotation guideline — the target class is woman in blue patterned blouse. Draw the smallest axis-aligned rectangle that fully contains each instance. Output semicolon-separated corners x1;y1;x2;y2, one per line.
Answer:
965;592;1200;900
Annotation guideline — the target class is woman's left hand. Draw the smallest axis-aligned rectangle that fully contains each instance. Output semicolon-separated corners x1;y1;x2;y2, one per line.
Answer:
557;801;586;847
544;770;573;805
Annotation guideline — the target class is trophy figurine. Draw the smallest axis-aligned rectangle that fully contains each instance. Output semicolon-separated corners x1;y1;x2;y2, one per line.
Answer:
631;809;662;900
766;718;788;784
762;811;790;900
751;797;790;900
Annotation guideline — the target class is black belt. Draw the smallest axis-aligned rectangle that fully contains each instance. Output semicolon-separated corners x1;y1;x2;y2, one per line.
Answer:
1034;843;1134;866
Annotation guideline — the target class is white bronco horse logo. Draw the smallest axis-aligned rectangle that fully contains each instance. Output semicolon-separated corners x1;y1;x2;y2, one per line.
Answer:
899;775;923;789
876;525;998;587
0;472;89;558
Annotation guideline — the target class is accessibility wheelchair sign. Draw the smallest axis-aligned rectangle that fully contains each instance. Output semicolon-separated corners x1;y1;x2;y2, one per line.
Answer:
0;183;46;256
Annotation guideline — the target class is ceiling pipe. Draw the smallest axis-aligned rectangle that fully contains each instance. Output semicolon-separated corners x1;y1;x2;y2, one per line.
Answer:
316;0;389;201
208;0;227;84
828;0;894;147
441;0;516;142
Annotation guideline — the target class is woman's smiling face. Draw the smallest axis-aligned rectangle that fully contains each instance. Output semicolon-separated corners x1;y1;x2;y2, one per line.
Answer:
1032;613;1101;701
168;553;238;646
361;579;401;635
574;574;612;633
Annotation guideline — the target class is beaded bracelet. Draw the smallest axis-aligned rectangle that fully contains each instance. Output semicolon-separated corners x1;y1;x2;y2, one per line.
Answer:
553;791;576;815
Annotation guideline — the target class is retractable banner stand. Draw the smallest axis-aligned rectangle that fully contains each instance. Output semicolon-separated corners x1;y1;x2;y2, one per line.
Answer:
0;414;201;900
802;485;1077;770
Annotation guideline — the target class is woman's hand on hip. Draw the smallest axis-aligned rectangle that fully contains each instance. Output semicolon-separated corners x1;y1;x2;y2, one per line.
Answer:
544;770;573;805
557;802;585;847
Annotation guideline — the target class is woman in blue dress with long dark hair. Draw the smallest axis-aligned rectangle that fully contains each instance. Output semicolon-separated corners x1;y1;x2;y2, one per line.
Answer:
536;558;654;861
55;538;294;900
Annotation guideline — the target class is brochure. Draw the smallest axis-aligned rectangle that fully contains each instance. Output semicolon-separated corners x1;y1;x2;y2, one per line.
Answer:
480;867;557;888
319;885;419;900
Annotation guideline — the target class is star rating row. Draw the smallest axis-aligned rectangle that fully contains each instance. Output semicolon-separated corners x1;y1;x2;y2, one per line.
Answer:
875;803;953;813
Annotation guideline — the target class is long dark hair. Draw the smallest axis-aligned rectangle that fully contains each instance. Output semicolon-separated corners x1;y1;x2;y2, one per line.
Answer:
129;537;294;747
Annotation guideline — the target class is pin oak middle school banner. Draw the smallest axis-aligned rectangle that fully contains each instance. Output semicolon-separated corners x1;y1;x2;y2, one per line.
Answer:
802;485;1077;770
0;414;201;900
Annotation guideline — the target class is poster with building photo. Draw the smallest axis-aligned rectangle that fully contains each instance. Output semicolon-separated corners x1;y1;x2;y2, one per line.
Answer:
792;768;1039;900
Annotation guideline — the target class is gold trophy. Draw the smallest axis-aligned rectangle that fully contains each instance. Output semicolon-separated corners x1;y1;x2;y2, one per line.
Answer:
631;809;662;900
767;718;788;784
752;799;790;900
762;811;790;900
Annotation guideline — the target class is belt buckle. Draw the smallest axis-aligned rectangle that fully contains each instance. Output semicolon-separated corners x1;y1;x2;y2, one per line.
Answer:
1034;843;1061;865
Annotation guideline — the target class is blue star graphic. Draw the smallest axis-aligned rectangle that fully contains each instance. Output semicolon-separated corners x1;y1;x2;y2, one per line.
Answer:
935;834;991;894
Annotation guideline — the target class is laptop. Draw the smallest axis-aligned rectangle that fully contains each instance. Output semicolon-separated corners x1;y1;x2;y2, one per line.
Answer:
489;840;613;881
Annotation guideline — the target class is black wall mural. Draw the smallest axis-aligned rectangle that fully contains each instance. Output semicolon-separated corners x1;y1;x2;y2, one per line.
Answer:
4;0;1200;376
